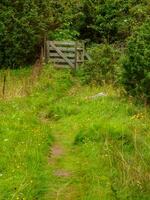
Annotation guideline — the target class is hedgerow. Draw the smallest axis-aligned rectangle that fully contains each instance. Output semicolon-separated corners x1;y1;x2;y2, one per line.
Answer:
0;0;56;68
79;44;120;85
122;19;150;102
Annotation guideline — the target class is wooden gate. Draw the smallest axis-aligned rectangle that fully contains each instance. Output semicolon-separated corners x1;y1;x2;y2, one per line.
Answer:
45;41;86;69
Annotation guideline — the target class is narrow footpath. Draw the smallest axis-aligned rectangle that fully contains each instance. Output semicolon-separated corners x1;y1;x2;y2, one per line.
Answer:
46;125;80;200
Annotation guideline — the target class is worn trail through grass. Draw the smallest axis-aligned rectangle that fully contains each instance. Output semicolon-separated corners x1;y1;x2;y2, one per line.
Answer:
45;88;83;199
47;131;78;199
45;77;150;199
45;75;150;199
1;67;150;200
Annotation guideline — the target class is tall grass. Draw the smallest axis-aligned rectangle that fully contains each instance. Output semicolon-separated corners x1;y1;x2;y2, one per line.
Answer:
0;68;33;99
0;66;73;199
44;80;150;199
72;94;150;199
0;66;150;199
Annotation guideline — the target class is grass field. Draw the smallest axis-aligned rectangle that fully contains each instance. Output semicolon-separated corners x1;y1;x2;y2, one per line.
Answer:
0;66;150;200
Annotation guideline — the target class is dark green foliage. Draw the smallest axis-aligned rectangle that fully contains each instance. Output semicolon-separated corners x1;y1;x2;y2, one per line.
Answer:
49;0;83;40
89;0;148;43
122;20;150;102
0;0;149;68
0;0;56;68
79;44;120;85
80;0;130;42
56;0;149;44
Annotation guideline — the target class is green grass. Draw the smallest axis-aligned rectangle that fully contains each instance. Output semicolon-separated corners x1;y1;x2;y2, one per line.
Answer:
45;83;150;200
0;67;73;199
0;66;150;199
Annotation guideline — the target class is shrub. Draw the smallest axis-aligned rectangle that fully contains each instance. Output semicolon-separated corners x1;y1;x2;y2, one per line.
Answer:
79;44;120;85
122;19;150;103
78;0;149;43
0;1;57;68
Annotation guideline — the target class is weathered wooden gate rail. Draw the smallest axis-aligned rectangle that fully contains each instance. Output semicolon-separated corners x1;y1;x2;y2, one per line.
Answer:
45;40;90;69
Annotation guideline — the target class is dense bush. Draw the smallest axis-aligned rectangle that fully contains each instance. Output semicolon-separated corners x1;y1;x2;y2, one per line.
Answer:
49;0;82;40
0;0;58;68
0;0;149;68
78;0;150;43
79;44;120;85
122;20;150;102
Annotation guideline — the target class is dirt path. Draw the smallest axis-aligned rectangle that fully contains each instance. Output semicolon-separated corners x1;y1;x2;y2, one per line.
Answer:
49;143;72;178
46;131;79;200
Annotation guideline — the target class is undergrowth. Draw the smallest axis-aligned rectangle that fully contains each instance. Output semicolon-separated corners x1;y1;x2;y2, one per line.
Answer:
0;67;73;199
48;82;150;199
0;66;150;199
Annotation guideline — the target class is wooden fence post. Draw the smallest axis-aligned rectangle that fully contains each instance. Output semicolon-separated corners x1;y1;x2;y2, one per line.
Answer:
82;41;85;65
2;73;6;97
74;41;78;70
44;36;49;64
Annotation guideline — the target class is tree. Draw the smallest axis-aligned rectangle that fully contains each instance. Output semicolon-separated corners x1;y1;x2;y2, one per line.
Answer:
0;0;58;68
122;19;150;102
78;0;150;43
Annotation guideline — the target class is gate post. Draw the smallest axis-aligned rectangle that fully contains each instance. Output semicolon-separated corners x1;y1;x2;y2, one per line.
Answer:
74;41;78;70
44;36;49;64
